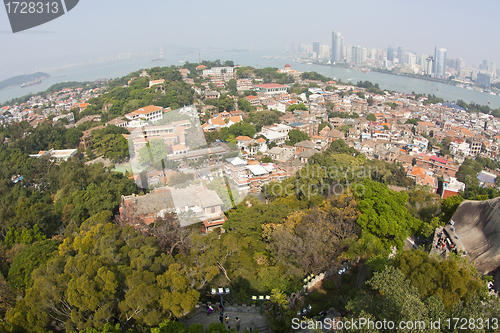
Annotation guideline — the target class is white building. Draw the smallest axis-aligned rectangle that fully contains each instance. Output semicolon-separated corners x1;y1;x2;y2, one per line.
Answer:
125;105;163;123
149;79;165;88
254;84;288;95
30;149;78;161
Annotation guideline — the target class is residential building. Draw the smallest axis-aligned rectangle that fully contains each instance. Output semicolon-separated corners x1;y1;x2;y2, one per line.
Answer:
245;95;261;106
225;160;291;194
125;105;163;123
119;186;226;232
29;149;79;161
254;83;288;95
415;154;459;176
442;176;466;198
149;79;165;88
260;129;288;146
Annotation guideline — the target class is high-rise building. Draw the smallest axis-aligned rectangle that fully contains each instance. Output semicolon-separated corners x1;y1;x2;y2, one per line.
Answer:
387;45;394;61
482;60;488;71
455;58;464;71
319;45;329;59
397;47;404;62
433;47;447;77
416;54;427;68
405;52;416;66
477;73;491;89
331;31;344;63
346;45;366;65
490;62;496;77
312;42;320;57
299;44;312;55
426;57;433;75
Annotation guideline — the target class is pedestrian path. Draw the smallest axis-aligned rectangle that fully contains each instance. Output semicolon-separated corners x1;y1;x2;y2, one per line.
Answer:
182;304;270;332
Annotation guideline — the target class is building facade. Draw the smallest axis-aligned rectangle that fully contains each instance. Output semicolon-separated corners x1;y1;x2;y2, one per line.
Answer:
331;31;344;63
433;47;447;77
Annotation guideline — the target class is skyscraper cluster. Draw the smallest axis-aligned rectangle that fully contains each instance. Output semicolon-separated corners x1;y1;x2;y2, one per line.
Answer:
290;29;498;84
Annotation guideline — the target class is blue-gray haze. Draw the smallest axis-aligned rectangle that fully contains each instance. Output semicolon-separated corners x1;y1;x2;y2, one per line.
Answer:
0;0;498;81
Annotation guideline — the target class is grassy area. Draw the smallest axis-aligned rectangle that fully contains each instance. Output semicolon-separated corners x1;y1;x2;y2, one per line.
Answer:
113;163;133;173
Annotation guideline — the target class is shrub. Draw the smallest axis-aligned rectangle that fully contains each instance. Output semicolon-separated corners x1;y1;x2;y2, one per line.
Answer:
323;280;336;290
310;291;323;302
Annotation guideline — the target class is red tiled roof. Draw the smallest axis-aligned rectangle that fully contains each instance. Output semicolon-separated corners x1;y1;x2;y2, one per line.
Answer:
228;116;242;123
254;83;287;89
430;156;447;164
131;105;163;115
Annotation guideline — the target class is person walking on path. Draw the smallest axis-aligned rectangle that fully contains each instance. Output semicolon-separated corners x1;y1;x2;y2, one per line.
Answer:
219;313;224;324
225;315;229;324
236;317;241;331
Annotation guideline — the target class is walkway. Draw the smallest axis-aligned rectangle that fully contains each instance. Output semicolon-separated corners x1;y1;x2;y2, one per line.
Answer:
182;304;270;332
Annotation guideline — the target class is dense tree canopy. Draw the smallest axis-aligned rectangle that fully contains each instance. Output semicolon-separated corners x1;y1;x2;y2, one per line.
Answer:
7;221;211;332
285;129;310;146
90;125;130;162
355;179;422;250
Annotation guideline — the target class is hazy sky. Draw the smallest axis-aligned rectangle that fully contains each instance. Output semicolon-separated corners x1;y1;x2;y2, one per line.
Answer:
1;0;499;80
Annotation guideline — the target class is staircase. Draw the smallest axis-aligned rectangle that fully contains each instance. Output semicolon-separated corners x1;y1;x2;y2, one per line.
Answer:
251;318;270;333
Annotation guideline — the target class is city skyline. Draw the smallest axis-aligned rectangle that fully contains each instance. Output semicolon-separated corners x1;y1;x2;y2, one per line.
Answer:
294;35;496;74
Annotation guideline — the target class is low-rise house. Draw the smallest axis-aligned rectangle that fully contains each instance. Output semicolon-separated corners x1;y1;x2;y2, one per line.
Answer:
225;160;291;194
289;121;318;138
125;105;163;123
205;91;220;99
119;186;226;232
324;129;345;142
415;154;459;177
262;124;292;135
235;136;266;157
260;129;288;146
441;175;466;198
254;83;288;95
107;117;128;128
245;95;261;106
30;149;79;162
415;174;438;193
294;140;316;153
149;79;165;88
298;149;317;164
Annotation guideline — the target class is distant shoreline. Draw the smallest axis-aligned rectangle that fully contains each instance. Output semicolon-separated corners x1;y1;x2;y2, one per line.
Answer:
312;61;450;86
0;73;50;91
